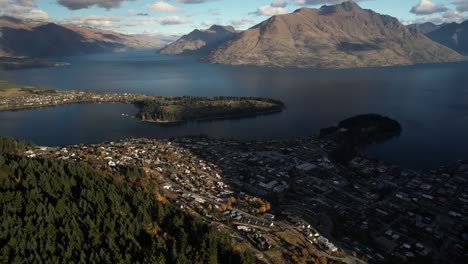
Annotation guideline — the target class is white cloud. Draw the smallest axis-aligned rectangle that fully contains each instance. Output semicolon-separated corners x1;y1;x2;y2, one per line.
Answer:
157;16;191;25
254;1;289;16
61;15;121;29
410;0;447;15
133;17;158;26
149;1;184;13
140;29;180;37
441;10;464;22
256;6;288;16
62;15;160;31
0;0;49;21
230;17;255;27
20;9;49;21
402;9;467;25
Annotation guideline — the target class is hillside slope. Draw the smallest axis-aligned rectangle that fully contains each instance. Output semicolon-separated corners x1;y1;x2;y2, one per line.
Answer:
0;16;166;57
160;25;237;55
408;22;445;34
427;21;468;55
209;1;463;69
0;136;253;263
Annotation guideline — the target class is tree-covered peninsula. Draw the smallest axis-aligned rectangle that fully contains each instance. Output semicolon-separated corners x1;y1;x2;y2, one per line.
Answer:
0;80;285;123
135;96;284;123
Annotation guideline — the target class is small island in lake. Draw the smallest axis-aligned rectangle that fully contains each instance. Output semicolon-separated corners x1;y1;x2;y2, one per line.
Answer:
319;114;402;163
320;114;402;145
0;80;285;123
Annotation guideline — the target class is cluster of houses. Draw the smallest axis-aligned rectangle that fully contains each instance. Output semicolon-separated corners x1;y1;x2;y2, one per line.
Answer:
169;136;467;263
291;151;467;262
0;89;147;111
23;134;468;263
24;136;352;261
284;214;340;254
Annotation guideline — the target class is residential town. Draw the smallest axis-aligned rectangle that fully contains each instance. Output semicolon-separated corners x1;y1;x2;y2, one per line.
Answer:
24;135;467;264
0;88;149;111
0;84;284;124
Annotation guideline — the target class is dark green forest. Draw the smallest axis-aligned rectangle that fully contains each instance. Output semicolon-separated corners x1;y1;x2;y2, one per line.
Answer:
319;114;402;163
0;136;255;263
135;96;284;122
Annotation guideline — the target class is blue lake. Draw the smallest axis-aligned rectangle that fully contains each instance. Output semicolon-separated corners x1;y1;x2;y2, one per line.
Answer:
0;51;467;169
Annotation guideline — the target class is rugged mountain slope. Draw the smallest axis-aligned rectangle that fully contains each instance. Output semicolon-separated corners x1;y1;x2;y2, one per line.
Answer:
160;25;237;55
209;1;463;69
427;21;468;55
408;22;445;34
0;16;166;58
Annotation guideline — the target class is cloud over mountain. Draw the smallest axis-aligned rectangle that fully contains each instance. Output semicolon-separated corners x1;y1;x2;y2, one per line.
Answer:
254;1;289;16
157;16;191;25
61;15;121;29
209;1;463;68
0;0;48;21
410;0;447;15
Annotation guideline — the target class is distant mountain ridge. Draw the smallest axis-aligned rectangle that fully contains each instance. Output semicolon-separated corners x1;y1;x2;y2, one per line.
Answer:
426;21;468;55
0;16;170;58
408;22;446;34
160;25;237;55
208;1;463;69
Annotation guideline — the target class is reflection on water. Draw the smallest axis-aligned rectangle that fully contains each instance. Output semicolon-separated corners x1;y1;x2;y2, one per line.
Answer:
0;51;467;169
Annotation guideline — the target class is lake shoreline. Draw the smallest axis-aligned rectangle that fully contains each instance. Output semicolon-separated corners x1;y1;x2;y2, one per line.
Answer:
0;80;285;124
0;51;467;170
139;108;284;124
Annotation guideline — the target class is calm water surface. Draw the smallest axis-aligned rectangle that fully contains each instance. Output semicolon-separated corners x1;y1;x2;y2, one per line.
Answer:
0;51;467;169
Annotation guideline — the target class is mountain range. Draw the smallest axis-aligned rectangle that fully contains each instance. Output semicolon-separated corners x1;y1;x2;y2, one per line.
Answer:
160;25;237;55
426;21;468;55
207;1;463;69
408;22;446;34
0;16;175;58
1;1;466;69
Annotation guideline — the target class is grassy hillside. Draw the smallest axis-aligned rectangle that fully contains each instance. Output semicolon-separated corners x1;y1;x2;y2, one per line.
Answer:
0;80;56;98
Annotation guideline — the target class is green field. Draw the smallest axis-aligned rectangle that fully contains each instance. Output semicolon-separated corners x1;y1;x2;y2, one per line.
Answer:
0;80;24;90
0;80;56;98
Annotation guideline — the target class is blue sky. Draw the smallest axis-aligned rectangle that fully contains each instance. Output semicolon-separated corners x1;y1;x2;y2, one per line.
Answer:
1;0;467;35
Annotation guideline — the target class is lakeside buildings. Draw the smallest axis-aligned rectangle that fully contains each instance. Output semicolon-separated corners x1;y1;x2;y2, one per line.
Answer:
23;135;468;263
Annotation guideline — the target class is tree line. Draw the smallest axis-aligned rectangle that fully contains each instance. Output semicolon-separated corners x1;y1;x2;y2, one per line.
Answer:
0;136;255;263
135;97;284;122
